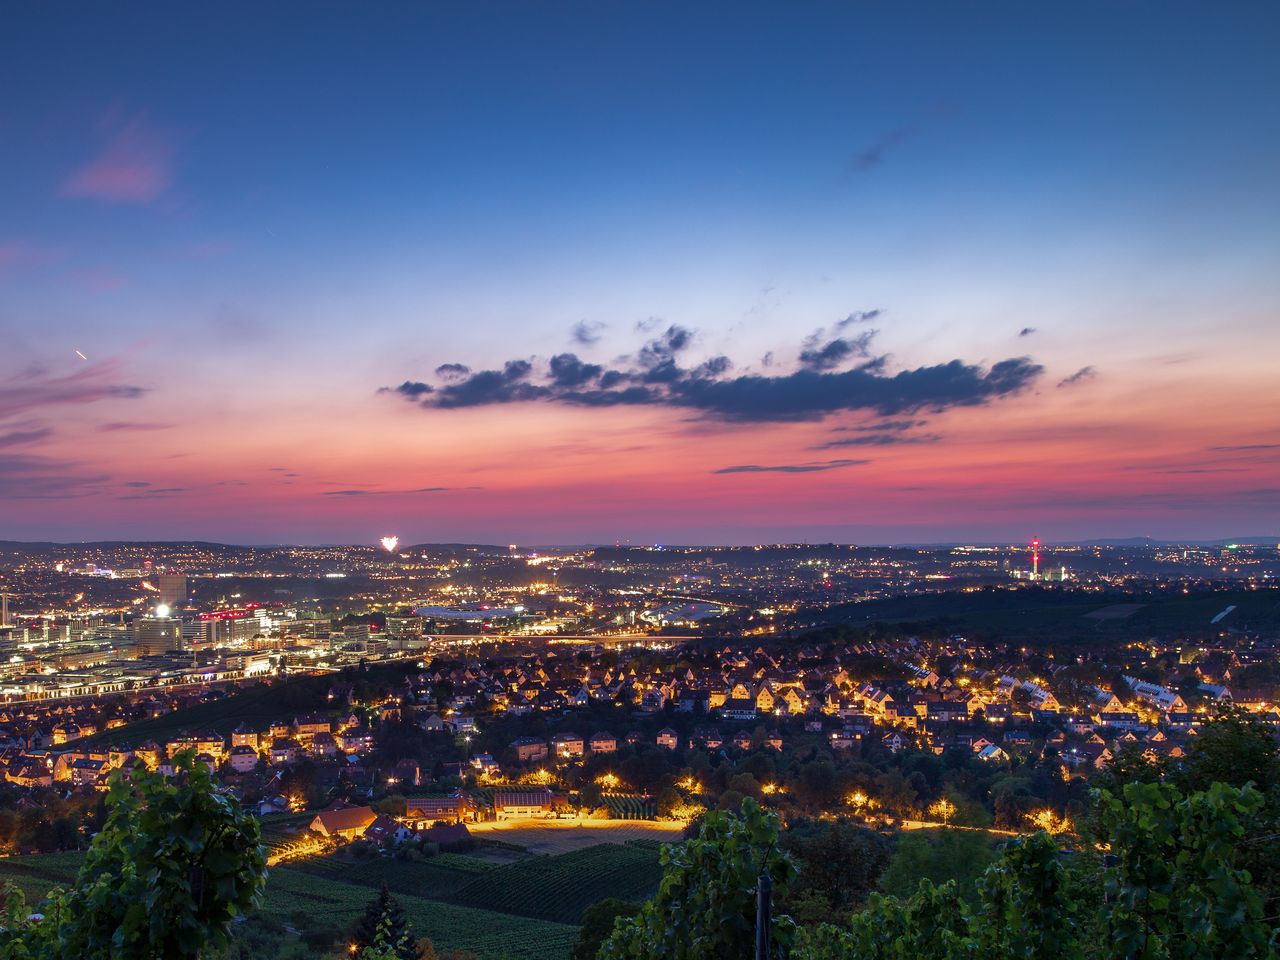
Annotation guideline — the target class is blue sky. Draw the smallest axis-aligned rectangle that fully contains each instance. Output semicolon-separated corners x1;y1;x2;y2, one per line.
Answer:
1;2;1278;543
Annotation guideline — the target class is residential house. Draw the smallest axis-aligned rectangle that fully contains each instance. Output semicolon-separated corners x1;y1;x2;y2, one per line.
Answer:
309;805;377;840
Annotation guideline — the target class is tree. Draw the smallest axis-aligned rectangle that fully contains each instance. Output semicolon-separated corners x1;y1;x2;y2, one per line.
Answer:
570;898;639;960
974;832;1082;960
781;820;891;922
791;781;1277;960
878;829;997;904
352;884;420;960
599;798;797;960
0;751;266;960
1096;780;1273;959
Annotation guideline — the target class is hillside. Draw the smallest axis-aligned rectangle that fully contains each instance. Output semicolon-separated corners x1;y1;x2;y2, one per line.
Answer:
799;585;1280;643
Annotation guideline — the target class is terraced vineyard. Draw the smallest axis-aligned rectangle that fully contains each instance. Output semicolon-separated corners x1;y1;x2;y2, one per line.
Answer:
602;793;656;819
291;851;492;892
445;842;663;924
0;850;82;903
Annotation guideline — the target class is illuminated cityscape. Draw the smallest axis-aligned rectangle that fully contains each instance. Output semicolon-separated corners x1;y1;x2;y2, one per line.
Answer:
1;3;1278;959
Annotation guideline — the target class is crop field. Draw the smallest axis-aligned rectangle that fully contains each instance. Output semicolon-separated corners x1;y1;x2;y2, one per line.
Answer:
445;842;663;924
467;817;684;854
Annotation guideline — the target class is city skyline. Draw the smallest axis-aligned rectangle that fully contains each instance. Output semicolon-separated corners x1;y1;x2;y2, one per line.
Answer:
3;3;1278;544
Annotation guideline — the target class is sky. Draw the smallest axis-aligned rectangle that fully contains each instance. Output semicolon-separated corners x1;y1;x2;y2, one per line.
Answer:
1;2;1278;546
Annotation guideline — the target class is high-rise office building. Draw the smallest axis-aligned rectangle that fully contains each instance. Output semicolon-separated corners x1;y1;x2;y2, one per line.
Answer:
133;616;182;657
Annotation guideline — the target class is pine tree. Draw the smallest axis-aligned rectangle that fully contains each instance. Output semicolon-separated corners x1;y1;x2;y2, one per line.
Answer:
352;883;418;960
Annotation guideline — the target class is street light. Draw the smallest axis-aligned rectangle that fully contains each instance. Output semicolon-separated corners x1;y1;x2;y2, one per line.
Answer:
928;798;956;827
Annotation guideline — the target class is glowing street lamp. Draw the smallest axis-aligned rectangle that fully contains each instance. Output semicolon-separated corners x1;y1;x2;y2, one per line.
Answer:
928;797;956;827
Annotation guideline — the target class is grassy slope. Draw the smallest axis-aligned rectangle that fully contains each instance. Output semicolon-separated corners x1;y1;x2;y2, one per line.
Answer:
292;842;664;925
0;851;579;960
446;842;662;923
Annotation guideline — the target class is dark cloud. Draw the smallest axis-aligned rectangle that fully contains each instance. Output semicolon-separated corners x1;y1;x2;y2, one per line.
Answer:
1019;327;1036;337
548;353;603;388
571;320;605;345
637;325;693;368
1057;366;1097;387
388;326;1042;423
816;433;941;449
388;381;434;398
798;330;876;371
714;458;870;474
434;363;471;382
123;480;150;488
672;357;1041;422
410;486;450;493
1210;444;1280;452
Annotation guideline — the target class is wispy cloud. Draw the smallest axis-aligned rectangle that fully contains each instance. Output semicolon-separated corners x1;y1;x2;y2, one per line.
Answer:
849;103;957;173
0;453;109;500
99;421;173;432
322;486;453;497
61;111;177;204
0;426;53;448
1057;366;1097;388
714;458;870;474
571;320;606;345
816;433;940;449
1210;443;1280;452
0;359;146;420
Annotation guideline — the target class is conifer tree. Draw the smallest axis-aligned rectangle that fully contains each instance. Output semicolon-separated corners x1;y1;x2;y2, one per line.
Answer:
352;883;419;960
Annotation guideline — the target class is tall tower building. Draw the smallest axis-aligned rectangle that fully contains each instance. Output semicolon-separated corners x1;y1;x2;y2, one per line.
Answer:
158;575;188;607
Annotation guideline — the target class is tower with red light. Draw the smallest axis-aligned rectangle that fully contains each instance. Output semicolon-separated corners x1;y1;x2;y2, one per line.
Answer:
1031;537;1041;580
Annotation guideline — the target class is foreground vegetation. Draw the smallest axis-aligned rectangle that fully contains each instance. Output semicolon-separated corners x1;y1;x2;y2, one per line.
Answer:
3;708;1278;959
